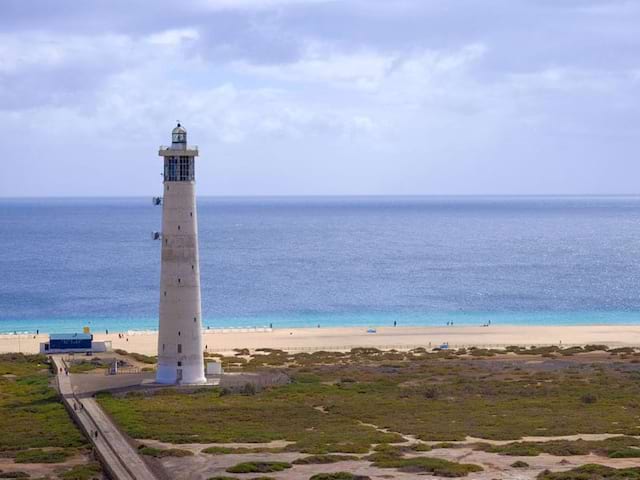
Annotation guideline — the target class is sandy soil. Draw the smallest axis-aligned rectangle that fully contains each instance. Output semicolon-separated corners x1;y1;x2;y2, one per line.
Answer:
3;325;640;355
0;453;105;479
152;441;640;480
140;428;640;480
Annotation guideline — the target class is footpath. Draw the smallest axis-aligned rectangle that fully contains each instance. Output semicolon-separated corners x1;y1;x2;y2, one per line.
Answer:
51;356;158;480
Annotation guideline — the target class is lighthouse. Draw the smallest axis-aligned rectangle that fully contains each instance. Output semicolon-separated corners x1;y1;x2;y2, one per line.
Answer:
156;123;206;384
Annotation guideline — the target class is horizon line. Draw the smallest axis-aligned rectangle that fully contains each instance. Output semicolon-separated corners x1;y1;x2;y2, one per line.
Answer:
1;193;640;200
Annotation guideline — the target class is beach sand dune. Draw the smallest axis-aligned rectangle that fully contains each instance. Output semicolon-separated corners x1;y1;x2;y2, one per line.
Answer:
2;325;640;355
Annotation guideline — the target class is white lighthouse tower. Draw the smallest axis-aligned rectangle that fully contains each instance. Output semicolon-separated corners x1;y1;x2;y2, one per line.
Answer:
156;123;206;384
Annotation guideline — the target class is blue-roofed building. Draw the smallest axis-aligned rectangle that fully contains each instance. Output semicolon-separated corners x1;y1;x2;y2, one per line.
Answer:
41;333;94;353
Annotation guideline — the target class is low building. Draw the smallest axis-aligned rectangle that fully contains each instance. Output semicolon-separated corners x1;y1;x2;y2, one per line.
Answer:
40;333;111;354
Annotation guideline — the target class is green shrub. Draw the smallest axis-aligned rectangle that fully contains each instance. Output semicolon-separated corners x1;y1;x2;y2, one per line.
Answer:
138;446;192;457
208;477;276;480
14;448;71;463
226;462;292;473
537;464;640;479
511;461;529;468
310;474;371;480
0;472;30;479
370;456;483;476
202;446;284;455
293;454;358;464
0;355;85;454
60;463;102;480
607;447;640;458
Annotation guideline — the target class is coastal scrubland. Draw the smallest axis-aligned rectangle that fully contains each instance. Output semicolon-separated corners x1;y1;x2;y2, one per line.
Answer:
0;354;101;479
97;345;640;479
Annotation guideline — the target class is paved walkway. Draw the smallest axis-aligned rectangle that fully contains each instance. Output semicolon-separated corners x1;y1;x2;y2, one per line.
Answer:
52;356;158;480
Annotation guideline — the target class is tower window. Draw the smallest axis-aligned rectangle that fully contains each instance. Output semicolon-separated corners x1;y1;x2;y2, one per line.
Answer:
178;278;181;284
178;331;181;336
165;239;168;245
190;212;193;217
178;156;194;181
193;317;197;322
177;361;182;367
164;291;167;297
162;344;165;352
177;225;180;231
164;157;178;182
192;265;194;270
177;344;182;353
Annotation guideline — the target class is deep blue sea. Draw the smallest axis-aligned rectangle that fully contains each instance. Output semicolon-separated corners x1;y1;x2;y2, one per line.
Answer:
1;196;640;334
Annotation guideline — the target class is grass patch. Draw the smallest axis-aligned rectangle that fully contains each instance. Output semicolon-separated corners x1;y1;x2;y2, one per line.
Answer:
67;359;109;374
310;474;371;480
370;455;483;476
0;473;29;479
538;464;640;479
114;349;157;364
59;463;102;480
208;477;276;480
293;454;358;464
202;446;285;454
0;354;86;456
226;461;292;473
511;460;530;468
14;448;72;463
474;436;640;457
138;446;193;457
99;349;640;454
98;384;401;453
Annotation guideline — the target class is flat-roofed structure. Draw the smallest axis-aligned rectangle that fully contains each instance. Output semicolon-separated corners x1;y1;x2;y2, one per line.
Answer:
40;333;111;354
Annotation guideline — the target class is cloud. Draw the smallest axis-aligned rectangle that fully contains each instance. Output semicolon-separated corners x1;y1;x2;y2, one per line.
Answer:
198;0;332;10
1;0;640;196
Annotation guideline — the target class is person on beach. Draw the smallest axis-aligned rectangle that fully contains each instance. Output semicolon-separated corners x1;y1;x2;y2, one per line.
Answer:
393;320;397;327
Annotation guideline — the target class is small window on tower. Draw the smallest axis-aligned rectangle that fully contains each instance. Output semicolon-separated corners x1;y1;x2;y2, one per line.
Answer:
178;278;181;284
162;344;165;352
177;361;182;367
190;212;193;217
178;225;181;231
177;344;182;353
164;291;167;297
178;331;181;336
193;317;196;322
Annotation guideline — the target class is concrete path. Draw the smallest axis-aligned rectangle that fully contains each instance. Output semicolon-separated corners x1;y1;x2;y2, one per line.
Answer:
52;356;158;480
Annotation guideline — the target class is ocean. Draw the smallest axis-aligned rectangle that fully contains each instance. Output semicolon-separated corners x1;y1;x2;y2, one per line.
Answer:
1;196;640;334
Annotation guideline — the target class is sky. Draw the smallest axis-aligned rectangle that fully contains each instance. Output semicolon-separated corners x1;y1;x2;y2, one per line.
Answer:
1;0;639;197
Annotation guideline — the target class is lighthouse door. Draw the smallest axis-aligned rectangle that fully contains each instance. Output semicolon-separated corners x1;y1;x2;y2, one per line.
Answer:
176;369;183;384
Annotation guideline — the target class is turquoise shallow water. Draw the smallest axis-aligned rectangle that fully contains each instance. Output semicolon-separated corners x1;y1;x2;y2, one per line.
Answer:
1;196;640;333
3;311;640;335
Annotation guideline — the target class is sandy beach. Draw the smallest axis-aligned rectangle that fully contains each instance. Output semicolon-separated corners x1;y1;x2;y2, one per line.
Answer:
2;325;640;355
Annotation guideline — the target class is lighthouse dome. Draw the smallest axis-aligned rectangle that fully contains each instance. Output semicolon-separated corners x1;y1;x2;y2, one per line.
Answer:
172;123;187;135
171;122;187;147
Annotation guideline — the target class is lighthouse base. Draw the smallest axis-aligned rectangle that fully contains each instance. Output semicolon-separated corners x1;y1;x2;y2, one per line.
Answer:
156;363;206;385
